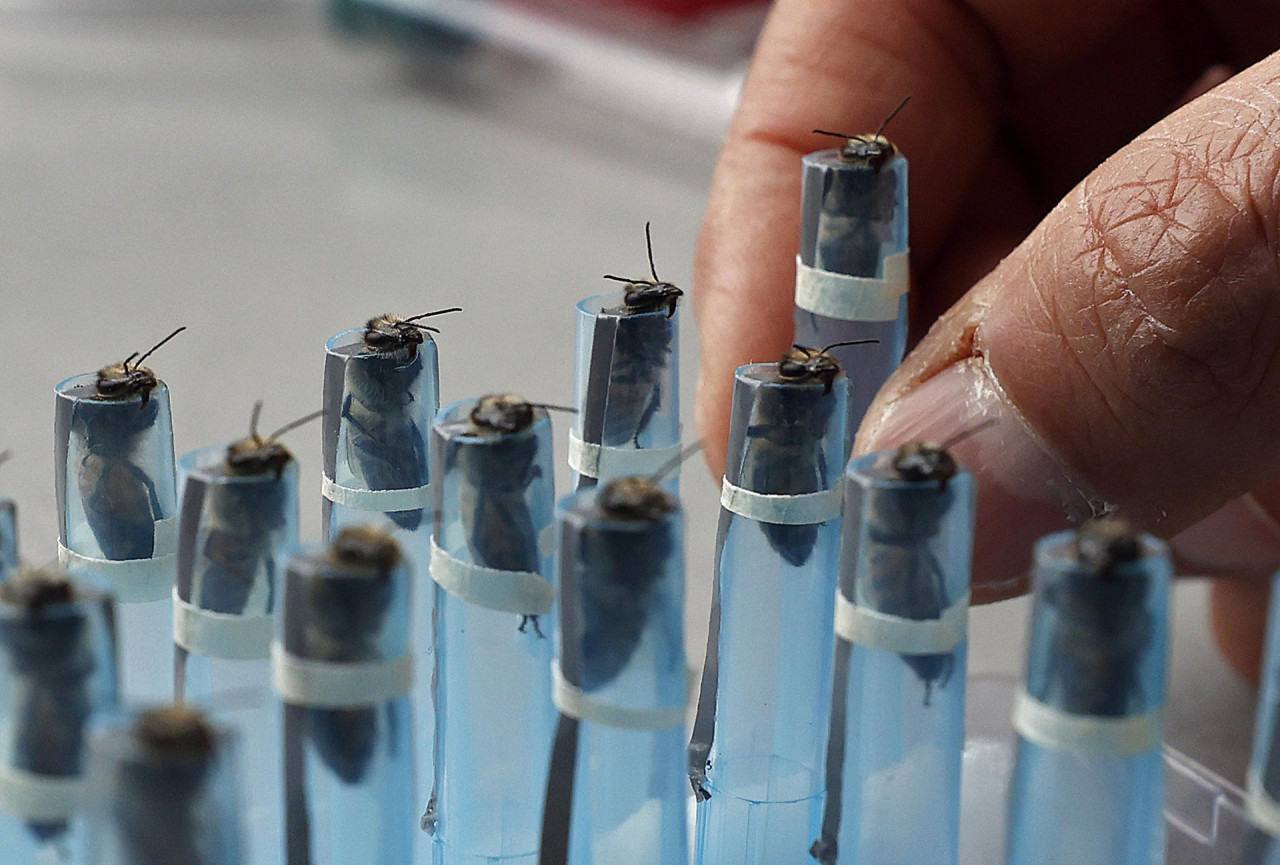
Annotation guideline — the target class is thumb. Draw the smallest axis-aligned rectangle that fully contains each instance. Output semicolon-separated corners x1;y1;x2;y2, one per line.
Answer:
856;51;1280;602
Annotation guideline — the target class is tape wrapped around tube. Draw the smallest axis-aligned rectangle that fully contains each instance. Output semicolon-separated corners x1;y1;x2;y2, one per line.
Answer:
0;764;83;823
172;588;273;660
271;643;413;709
1012;690;1163;756
833;590;969;655
57;517;177;603
719;478;841;525
552;665;691;731
567;432;683;480
320;475;432;512
429;539;553;616
794;250;910;322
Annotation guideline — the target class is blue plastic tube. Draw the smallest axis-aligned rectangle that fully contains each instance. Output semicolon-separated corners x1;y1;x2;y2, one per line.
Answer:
0;567;117;865
426;395;557;865
1005;520;1171;865
689;359;848;865
539;479;688;865
86;706;242;865
275;526;415;865
0;498;16;582
570;281;682;493
175;436;301;865
320;314;448;861
1243;567;1280;863
793;137;909;447
812;444;974;865
55;368;178;705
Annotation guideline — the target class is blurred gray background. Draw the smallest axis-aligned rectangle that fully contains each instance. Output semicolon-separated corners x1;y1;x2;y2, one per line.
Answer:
0;0;1256;797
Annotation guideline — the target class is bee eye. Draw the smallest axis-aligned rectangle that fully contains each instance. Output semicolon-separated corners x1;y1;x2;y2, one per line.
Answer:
779;361;805;378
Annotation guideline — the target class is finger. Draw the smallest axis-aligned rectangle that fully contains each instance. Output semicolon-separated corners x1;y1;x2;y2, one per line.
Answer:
856;52;1280;597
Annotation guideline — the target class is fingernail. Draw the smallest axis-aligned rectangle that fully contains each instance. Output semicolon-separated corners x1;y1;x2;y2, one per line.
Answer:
856;359;1100;592
1170;495;1280;579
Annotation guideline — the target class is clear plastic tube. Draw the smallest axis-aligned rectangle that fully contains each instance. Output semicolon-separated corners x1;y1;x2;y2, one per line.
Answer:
55;373;177;705
0;500;16;582
428;396;557;865
86;706;242;865
1005;522;1172;865
813;446;975;865
571;293;681;493
793;144;909;445
540;481;688;865
175;442;300;865
276;526;415;865
690;362;848;865
1242;567;1280;864
0;569;117;865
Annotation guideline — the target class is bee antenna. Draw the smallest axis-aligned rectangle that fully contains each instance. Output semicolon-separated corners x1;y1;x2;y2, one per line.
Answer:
651;440;704;483
938;418;997;451
404;307;463;324
267;409;326;443
645;221;660;283
530;403;579;415
248;400;264;442
813;129;857;142
121;352;140;372
820;339;880;353
406;324;442;333
875;96;911;139
133;327;187;369
601;274;634;284
791;344;816;355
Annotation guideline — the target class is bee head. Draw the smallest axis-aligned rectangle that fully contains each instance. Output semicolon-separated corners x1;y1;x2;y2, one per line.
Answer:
133;706;217;760
0;566;75;608
839;134;896;170
599;476;678;522
330;525;401;574
226;438;293;478
778;345;841;394
363;314;425;358
95;327;185;404
891;441;957;488
1073;518;1141;577
470;393;535;435
603;222;682;318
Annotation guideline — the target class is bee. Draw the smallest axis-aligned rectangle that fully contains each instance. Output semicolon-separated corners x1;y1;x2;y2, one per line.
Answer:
444;393;553;637
578;225;682;488
811;96;910;173
71;327;185;560
734;341;875;567
1040;518;1153;718
335;309;461;531
112;706;227;865
0;568;98;845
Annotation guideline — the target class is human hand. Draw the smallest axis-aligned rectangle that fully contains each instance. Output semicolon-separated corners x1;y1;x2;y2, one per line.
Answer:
692;0;1280;676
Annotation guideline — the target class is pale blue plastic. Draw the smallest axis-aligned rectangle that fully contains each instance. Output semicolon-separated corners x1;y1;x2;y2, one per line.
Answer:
793;149;909;445
427;398;557;865
817;450;975;865
0;578;117;865
554;486;687;865
571;293;681;492
175;443;299;865
1005;529;1172;865
55;373;177;705
0;501;16;582
321;325;440;860
1243;569;1280;864
693;364;848;865
86;710;242;865
278;538;415;865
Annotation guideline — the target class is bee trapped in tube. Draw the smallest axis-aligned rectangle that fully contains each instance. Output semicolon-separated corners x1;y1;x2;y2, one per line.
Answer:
426;393;561;864
540;449;695;865
795;99;911;446
55;327;184;704
87;706;242;865
275;525;414;865
0;565;117;865
571;224;683;491
810;430;978;865
687;345;859;865
322;309;460;536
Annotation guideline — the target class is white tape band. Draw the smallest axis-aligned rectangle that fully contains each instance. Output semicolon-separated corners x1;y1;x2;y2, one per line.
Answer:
567;432;683;481
271;644;413;708
833;591;969;655
1012;690;1163;756
173;589;273;660
429;539;553;616
794;250;910;322
719;478;841;525
1247;775;1280;837
0;764;83;822
57;517;176;603
552;664;690;731
321;475;431;512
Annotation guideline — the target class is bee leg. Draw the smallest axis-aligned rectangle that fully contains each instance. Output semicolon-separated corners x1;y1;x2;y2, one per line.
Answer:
518;615;546;639
631;385;662;447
